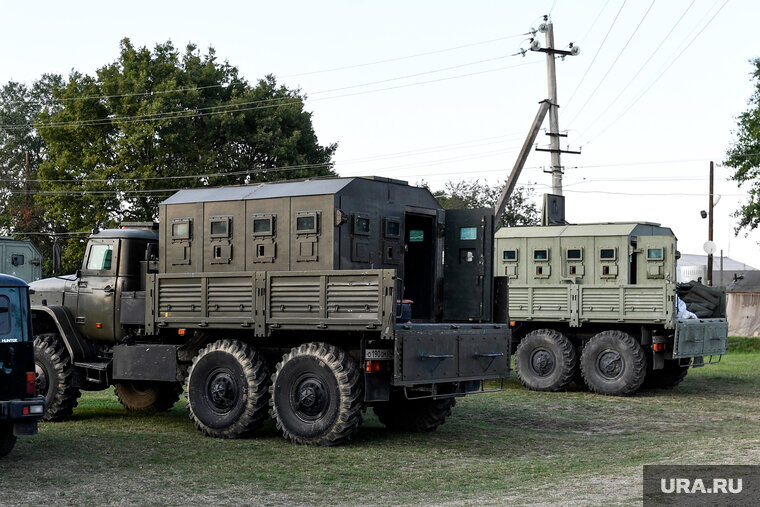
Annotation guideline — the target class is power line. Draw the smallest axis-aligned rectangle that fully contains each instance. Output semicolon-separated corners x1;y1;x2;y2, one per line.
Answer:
573;0;696;137
4;33;526;106
579;0;613;45
564;0;656;127
279;33;525;78
584;0;729;145
1;60;540;130
563;0;628;110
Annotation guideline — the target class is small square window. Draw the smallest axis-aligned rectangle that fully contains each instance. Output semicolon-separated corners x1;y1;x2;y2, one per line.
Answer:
252;214;275;237
171;219;192;240
534;249;549;261
210;216;231;238
384;218;401;238
600;248;616;260
353;215;370;236
460;227;477;240
567;248;582;261
503;250;517;261
296;212;319;234
569;265;577;275
647;248;664;260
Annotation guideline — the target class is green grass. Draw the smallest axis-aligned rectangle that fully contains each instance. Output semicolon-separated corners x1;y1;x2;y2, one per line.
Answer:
2;346;759;505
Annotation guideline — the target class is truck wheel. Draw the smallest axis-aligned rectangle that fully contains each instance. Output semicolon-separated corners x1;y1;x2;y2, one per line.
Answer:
0;423;16;457
34;333;81;421
514;329;577;391
373;391;455;432
580;330;647;396
270;342;363;446
186;339;270;438
114;381;182;412
644;361;689;390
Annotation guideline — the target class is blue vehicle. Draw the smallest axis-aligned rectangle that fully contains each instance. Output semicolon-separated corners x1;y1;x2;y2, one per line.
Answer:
0;274;45;457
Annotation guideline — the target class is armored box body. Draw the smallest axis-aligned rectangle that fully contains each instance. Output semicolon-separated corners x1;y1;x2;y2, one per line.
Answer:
0;238;42;283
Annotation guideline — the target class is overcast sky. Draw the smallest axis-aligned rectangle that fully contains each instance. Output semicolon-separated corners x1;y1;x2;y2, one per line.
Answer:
2;0;758;267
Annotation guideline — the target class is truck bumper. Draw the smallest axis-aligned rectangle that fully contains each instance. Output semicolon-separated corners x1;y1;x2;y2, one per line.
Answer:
0;396;45;436
392;323;510;386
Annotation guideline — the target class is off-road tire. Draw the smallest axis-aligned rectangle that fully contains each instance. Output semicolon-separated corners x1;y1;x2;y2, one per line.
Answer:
373;392;455;432
580;330;647;396
514;329;577;391
186;339;270;438
0;423;16;457
114;381;182;412
644;360;689;390
270;342;363;446
34;333;81;421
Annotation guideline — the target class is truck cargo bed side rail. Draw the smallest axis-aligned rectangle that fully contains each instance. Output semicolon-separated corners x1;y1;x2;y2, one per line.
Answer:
149;269;396;338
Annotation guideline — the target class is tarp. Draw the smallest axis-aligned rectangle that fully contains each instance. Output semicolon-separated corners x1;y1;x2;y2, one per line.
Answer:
726;293;760;337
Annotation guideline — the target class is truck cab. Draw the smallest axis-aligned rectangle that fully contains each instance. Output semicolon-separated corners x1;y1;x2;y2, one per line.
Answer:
0;274;45;457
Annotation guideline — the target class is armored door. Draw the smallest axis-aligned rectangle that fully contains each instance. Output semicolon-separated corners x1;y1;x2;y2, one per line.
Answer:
77;238;119;342
443;209;493;322
636;235;676;285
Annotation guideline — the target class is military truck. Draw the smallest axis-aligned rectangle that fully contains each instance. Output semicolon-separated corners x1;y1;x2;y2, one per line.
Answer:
0;274;45;457
30;176;508;445
493;222;728;396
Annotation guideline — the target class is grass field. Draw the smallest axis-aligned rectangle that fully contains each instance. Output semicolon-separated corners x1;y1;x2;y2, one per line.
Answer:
1;338;759;506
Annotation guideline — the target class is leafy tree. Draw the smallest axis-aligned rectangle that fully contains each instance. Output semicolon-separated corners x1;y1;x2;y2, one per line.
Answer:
432;179;539;228
0;75;64;273
30;39;335;271
726;58;760;232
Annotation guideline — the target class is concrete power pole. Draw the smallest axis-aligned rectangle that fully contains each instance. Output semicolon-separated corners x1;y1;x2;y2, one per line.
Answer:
531;17;580;196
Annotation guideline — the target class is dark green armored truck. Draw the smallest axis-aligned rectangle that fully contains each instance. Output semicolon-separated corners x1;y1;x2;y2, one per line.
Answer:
0;274;45;457
493;222;728;396
30;177;508;445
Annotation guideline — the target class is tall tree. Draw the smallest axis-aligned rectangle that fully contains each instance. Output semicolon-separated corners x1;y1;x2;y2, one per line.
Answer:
0;75;64;272
433;179;539;228
726;57;760;232
32;39;335;270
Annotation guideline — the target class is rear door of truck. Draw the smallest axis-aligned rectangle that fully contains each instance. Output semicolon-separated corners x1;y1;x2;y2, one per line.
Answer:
442;209;493;322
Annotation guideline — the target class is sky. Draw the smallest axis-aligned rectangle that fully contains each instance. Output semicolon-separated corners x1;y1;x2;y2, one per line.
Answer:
1;0;758;267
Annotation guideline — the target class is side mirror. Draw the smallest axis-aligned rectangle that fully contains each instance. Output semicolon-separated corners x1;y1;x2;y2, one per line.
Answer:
52;241;62;275
75;268;81;279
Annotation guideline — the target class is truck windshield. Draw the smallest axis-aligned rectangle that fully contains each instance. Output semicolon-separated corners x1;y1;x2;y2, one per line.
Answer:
87;244;113;271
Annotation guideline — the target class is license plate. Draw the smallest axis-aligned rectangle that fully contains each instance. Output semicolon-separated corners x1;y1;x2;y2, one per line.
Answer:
365;348;393;360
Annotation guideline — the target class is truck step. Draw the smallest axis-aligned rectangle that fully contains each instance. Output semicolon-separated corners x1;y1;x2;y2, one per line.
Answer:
74;360;112;386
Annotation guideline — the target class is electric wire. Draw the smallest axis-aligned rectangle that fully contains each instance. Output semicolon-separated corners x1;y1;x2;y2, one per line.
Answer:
0;60;541;130
564;0;656;128
584;0;729;145
572;0;696;138
563;0;628;110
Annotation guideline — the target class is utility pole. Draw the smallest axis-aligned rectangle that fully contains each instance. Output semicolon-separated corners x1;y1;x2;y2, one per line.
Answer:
707;161;714;286
531;16;580;196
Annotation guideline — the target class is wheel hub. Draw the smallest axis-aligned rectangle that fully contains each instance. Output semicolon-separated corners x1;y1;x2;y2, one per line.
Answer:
35;363;48;396
530;349;555;377
294;378;328;419
598;350;623;379
208;372;237;410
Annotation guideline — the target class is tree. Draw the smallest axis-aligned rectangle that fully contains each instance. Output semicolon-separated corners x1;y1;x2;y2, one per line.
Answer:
726;58;760;232
432;179;539;228
0;75;64;273
30;39;335;271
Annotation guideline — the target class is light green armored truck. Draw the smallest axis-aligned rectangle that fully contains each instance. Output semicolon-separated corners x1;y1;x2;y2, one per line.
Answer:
493;222;728;396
